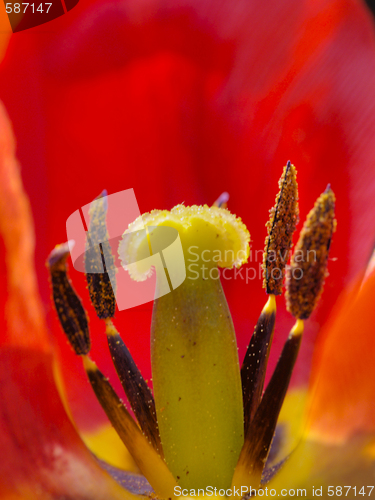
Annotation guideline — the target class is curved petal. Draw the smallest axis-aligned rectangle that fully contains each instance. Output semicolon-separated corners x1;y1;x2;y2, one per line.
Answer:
0;102;138;499
268;436;375;496
306;252;375;442
0;347;139;500
268;271;375;490
270;252;375;491
0;7;11;60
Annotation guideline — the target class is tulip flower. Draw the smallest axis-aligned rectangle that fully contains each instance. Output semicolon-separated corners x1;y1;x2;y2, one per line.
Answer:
1;0;375;497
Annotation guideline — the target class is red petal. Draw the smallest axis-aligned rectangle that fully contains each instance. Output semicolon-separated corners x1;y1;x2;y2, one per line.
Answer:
0;347;133;499
0;101;50;351
0;102;133;498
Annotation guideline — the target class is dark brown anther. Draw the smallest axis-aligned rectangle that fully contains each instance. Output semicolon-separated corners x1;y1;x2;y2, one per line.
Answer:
85;191;116;319
47;243;90;355
263;162;299;295
286;186;336;319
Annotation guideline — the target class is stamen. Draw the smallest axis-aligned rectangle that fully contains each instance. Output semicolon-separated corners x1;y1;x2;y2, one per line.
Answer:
85;190;162;452
241;294;276;433
82;356;178;499
232;319;304;490
105;319;162;456
241;163;299;433
85;191;116;319
234;187;336;489
263;161;299;295
286;186;336;319
47;243;90;355
213;192;230;208
48;238;171;492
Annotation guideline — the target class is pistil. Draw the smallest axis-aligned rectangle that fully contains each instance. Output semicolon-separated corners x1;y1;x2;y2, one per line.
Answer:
119;205;250;490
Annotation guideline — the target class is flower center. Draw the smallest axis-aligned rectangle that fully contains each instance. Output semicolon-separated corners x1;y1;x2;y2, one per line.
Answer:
47;162;336;497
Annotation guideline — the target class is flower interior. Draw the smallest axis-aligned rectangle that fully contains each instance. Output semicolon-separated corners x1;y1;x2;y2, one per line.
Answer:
47;162;336;498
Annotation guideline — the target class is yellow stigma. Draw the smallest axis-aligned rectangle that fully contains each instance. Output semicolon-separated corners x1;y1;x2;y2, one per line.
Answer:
119;204;250;280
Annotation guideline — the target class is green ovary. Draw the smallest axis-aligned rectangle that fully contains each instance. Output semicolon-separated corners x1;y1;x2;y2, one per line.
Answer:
151;275;244;489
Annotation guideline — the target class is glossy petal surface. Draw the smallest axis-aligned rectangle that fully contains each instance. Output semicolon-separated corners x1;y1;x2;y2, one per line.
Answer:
0;103;136;499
